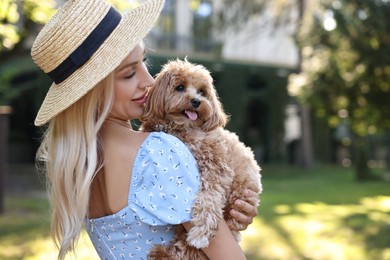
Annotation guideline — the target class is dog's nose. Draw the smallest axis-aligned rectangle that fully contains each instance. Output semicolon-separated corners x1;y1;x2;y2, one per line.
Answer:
191;98;201;108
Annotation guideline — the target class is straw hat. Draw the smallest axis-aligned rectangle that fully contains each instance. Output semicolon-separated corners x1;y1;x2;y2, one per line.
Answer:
31;0;164;126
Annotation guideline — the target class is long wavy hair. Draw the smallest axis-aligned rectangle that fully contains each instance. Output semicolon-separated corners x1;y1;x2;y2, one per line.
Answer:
36;73;114;259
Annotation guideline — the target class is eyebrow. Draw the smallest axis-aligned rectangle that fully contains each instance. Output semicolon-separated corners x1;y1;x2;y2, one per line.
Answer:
117;49;146;73
117;61;139;73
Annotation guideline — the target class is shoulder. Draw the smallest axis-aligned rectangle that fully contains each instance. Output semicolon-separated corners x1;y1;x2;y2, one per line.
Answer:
130;133;201;226
142;132;191;155
147;131;183;145
134;132;199;181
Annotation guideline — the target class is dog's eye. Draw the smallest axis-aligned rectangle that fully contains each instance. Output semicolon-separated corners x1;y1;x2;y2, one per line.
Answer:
175;85;185;92
197;89;205;96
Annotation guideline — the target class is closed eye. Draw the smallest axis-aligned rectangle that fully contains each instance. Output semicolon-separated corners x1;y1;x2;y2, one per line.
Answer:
175;85;185;92
125;72;136;79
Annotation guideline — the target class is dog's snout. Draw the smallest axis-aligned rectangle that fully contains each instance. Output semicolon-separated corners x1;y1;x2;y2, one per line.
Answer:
191;98;201;108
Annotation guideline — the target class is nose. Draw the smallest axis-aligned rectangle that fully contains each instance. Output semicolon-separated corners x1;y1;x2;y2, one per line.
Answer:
140;65;155;88
191;98;201;108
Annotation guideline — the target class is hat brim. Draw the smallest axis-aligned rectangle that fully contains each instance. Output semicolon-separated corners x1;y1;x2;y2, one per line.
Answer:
34;0;164;126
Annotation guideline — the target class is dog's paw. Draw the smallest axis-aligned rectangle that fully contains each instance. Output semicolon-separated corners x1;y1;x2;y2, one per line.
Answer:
186;229;210;248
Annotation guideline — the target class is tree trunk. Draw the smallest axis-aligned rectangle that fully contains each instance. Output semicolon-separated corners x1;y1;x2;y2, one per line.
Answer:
301;105;314;169
0;106;11;214
355;138;373;181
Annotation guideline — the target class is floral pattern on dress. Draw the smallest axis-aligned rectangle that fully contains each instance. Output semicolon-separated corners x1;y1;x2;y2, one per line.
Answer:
86;132;200;259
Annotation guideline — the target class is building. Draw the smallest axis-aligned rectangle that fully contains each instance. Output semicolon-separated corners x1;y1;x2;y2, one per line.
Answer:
4;0;302;164
145;0;301;163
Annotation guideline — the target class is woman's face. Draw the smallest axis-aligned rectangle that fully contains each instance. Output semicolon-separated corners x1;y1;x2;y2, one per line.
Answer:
109;43;154;120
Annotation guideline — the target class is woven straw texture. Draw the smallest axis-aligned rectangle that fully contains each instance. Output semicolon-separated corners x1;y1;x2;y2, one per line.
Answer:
32;0;164;126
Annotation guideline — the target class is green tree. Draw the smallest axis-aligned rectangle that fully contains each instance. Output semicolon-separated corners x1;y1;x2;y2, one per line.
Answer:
292;0;390;180
0;0;56;105
0;0;56;58
0;0;56;214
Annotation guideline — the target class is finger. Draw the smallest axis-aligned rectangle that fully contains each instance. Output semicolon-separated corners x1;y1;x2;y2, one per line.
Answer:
243;188;258;198
243;196;260;208
235;199;258;217
229;209;252;231
242;189;260;206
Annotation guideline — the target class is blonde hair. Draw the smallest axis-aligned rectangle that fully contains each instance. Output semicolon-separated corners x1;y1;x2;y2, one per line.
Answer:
36;73;114;259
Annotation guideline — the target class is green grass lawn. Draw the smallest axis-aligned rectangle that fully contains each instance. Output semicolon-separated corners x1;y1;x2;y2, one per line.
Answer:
242;165;390;260
1;165;389;259
0;196;98;260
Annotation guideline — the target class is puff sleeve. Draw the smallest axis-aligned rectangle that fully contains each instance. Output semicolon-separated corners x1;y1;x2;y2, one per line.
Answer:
129;132;200;226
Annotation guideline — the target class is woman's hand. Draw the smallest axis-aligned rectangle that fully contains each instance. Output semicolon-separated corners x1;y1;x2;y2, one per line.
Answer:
229;189;259;231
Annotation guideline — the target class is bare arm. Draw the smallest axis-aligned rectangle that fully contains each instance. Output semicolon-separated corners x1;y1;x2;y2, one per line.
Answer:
183;220;246;260
229;189;259;231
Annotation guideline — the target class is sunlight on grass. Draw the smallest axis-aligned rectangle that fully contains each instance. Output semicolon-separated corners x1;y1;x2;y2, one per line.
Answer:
0;197;99;260
241;196;390;260
361;196;390;212
241;218;297;260
0;228;98;259
24;231;99;260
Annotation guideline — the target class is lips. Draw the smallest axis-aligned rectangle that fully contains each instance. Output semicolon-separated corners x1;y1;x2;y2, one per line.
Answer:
132;92;147;104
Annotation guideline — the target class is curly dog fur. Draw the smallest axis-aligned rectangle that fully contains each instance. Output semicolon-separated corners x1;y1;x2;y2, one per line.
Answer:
141;59;262;260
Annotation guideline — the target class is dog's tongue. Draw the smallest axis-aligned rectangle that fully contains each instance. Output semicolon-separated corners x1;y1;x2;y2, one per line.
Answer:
185;110;198;121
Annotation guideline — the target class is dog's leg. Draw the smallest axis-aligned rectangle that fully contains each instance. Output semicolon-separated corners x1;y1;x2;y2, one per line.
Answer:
186;189;223;247
186;162;232;249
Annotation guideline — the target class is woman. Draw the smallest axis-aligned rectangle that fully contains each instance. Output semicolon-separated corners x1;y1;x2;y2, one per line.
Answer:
32;0;259;259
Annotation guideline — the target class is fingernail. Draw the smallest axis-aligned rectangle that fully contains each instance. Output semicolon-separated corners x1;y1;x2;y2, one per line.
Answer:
235;200;242;206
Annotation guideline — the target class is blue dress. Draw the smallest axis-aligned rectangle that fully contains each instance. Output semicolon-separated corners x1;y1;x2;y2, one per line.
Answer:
85;132;200;259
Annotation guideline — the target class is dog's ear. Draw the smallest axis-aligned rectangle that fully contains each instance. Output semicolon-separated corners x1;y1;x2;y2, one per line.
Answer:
202;86;229;131
142;71;172;121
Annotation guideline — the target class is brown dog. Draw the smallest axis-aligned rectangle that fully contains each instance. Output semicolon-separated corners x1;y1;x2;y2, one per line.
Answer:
141;59;262;259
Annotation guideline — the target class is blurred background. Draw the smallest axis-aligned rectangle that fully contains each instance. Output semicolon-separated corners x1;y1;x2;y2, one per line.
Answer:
0;0;389;259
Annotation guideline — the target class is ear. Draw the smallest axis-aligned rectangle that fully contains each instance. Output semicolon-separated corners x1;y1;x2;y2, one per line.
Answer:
202;85;229;131
142;71;172;121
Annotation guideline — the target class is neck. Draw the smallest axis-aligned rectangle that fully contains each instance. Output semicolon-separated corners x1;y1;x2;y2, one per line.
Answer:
105;118;133;130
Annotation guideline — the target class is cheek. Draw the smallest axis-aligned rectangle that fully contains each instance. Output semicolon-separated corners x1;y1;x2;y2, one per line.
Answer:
114;81;133;99
112;90;124;107
198;97;214;114
169;91;188;107
111;83;131;111
113;81;123;96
